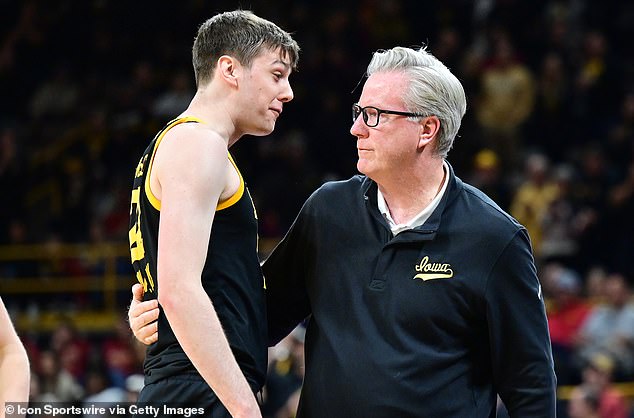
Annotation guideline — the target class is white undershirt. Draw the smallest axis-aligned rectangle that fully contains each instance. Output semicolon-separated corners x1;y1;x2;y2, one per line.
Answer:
377;162;449;235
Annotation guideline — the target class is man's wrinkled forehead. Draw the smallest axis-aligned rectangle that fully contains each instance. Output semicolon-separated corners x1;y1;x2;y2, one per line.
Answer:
359;72;406;105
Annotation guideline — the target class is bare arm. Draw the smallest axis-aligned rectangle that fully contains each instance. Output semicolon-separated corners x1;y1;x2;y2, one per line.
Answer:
154;126;260;418
0;297;30;409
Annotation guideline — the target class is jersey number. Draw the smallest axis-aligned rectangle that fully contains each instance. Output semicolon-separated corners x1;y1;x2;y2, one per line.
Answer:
129;181;155;293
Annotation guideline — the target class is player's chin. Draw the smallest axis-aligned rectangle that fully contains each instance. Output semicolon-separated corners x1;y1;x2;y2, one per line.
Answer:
251;122;276;136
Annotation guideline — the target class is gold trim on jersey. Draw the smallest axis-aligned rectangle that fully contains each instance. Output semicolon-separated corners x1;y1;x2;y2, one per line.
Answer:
143;116;245;212
217;153;245;211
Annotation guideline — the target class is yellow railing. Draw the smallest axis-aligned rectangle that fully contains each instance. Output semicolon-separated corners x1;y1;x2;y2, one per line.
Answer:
558;382;634;400
0;239;282;332
0;242;132;332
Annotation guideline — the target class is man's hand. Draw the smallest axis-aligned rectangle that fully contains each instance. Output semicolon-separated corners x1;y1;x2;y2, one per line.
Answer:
128;283;159;345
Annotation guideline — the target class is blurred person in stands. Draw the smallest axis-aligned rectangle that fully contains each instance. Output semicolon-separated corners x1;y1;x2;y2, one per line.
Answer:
539;164;583;266
543;264;591;385
528;52;573;160
509;152;559;261
37;349;83;403
262;326;305;418
0;297;30;409
568;384;602;418
126;10;298;418
475;33;535;172
579;354;630;418
584;266;608;305
466;148;511;210
49;318;90;382
102;316;140;389
571;30;619;126
574;272;634;380
131;45;557;417
82;367;126;415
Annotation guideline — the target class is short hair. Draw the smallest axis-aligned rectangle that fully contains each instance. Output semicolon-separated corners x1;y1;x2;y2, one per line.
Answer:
192;10;300;88
366;46;467;158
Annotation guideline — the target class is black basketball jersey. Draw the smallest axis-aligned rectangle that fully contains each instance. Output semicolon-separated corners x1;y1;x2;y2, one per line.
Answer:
128;116;267;390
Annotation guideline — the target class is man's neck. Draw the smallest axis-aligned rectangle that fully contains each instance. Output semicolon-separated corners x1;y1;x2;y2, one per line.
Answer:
377;160;446;225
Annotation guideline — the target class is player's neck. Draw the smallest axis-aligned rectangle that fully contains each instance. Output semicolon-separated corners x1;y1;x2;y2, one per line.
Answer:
180;87;240;146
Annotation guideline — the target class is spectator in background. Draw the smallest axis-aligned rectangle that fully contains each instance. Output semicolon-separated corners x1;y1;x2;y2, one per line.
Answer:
579;354;630;418
467;148;511;210
540;164;582;266
574;272;634;380
151;69;194;118
49;319;91;382
568;384;601;418
28;63;79;120
529;51;573;160
101;317;141;389
36;349;83;403
584;266;608;305
475;33;535;172
543;264;591;385
262;326;305;418
510;152;559;260
573;145;614;273
82;367;126;416
0;297;30;408
571;30;619;126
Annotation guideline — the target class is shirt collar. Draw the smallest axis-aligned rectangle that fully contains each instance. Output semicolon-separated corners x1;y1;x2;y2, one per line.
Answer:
377;161;449;235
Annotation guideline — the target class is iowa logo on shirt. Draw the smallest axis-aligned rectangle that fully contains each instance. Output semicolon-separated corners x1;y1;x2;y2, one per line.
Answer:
413;256;454;281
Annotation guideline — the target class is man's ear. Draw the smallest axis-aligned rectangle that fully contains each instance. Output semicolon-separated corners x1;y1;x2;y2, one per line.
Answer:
418;115;441;150
217;55;240;87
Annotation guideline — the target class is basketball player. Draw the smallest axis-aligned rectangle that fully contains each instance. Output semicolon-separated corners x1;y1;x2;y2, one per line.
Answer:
127;10;298;418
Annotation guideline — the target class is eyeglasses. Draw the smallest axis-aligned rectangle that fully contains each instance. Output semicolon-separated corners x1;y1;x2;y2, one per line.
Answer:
352;103;426;127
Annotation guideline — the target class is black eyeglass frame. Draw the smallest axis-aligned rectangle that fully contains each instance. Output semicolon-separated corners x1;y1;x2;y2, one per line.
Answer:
352;103;427;127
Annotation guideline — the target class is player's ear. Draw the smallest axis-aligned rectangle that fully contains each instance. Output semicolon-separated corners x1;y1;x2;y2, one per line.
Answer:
217;55;241;87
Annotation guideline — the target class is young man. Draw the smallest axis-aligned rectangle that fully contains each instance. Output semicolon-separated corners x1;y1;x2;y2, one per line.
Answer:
130;46;556;417
127;10;298;418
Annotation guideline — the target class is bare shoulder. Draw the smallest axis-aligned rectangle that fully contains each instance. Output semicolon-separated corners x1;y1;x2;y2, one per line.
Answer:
156;122;228;169
164;122;226;152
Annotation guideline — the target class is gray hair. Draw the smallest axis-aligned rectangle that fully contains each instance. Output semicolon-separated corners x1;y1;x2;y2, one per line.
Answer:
192;10;300;88
367;46;466;157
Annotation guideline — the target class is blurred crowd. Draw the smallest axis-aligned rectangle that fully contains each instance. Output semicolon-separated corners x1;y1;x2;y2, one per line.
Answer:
1;0;633;417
